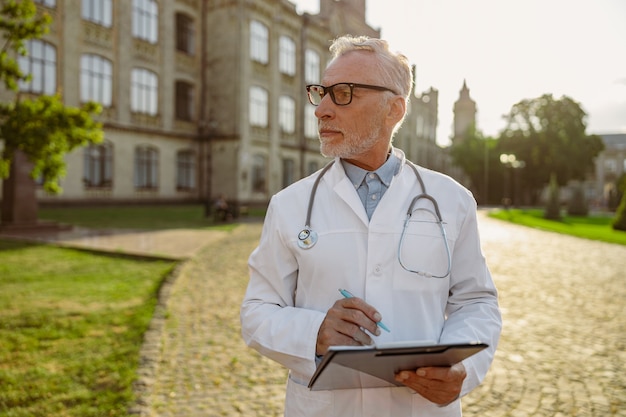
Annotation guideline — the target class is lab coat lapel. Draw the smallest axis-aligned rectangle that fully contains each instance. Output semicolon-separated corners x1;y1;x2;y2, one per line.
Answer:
327;160;369;226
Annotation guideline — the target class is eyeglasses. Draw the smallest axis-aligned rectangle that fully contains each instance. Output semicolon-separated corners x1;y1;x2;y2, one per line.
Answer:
306;82;398;106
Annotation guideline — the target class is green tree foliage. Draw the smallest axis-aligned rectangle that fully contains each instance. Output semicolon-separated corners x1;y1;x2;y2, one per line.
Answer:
498;94;604;203
0;95;102;193
0;0;103;194
0;0;51;91
613;174;626;231
449;126;502;205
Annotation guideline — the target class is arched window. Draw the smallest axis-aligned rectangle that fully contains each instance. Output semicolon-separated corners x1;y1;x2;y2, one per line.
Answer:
176;150;196;190
134;146;159;189
279;95;295;134
252;154;267;193
279;35;296;75
250;20;268;64
131;68;158;115
80;54;112;107
132;0;158;43
83;140;113;187
82;0;112;27
249;86;268;127
18;39;56;95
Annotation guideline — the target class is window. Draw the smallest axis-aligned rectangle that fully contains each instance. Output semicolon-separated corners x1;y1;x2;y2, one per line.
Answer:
249;86;268;127
83;141;113;187
250;20;268;64
80;54;112;107
175;81;194;121
134;146;159;189
176;13;194;54
18;39;56;95
282;158;295;188
279;35;296;75
279;95;295;134
132;0;158;43
252;154;267;193
305;49;320;84
177;150;196;190
82;0;112;27
35;0;56;7
305;105;317;138
131;68;158;115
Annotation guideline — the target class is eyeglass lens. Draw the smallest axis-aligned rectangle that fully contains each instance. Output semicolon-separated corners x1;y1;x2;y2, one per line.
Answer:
307;83;353;106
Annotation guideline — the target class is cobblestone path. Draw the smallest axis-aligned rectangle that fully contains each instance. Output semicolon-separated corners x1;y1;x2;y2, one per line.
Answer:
133;211;626;416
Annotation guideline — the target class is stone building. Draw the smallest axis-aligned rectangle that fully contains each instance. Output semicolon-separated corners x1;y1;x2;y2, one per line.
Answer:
0;0;448;210
594;133;626;208
452;80;477;142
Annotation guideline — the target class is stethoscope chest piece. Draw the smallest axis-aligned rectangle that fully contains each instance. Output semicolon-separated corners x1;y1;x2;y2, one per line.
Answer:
297;227;318;249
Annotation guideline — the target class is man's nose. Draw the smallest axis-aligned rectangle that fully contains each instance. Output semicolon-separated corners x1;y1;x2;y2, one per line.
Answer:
314;94;335;119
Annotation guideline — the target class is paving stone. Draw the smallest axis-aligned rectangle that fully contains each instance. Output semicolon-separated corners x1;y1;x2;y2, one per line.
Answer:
129;211;626;416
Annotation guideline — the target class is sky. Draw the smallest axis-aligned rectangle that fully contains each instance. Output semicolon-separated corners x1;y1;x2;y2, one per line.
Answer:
291;0;626;146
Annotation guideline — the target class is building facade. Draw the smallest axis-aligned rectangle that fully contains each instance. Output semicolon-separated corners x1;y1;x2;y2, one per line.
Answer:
0;0;449;209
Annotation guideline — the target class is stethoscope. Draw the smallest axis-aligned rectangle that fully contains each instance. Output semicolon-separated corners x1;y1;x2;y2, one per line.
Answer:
297;160;452;278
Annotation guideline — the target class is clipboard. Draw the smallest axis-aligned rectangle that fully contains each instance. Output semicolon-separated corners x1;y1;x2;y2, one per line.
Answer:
308;341;488;391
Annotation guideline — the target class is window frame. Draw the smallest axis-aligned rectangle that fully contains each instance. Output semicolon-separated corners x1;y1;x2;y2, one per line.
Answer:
175;80;194;121
279;95;295;134
83;140;113;188
305;49;320;84
134;145;159;189
82;0;112;27
18;39;57;95
176;150;196;190
249;86;268;127
131;68;159;116
279;35;296;76
132;0;158;43
80;54;113;107
250;20;269;64
175;12;195;55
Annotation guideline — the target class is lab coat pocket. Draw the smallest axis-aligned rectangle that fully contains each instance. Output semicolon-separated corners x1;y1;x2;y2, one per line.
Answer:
396;208;452;283
285;374;332;416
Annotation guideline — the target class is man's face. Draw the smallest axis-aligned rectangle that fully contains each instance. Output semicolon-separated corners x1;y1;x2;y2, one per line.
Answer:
315;51;392;163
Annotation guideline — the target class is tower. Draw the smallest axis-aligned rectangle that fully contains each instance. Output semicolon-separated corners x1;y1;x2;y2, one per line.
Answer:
452;80;477;142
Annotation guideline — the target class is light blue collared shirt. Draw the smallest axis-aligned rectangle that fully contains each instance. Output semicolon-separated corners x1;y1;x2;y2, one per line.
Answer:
341;152;401;220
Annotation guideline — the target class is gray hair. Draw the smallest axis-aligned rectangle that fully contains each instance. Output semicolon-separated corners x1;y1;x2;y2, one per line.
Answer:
328;35;413;103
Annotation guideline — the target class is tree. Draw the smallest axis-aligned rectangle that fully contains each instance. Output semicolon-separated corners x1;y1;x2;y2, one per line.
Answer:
613;174;626;231
449;126;503;205
498;94;604;204
0;1;103;226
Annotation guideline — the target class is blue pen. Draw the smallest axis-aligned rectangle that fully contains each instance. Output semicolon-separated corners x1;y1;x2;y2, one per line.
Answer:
338;288;391;332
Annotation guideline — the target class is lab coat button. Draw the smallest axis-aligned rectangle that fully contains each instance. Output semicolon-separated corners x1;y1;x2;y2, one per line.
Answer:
374;264;382;275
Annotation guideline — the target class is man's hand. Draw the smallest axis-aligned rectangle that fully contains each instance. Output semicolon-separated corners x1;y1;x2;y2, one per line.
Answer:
316;296;382;356
394;362;466;406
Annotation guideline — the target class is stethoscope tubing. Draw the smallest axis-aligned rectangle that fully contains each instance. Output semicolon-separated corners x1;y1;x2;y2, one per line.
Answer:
297;159;452;278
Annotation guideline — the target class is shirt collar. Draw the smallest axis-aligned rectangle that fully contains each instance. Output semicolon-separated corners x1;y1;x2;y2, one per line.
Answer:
341;151;401;189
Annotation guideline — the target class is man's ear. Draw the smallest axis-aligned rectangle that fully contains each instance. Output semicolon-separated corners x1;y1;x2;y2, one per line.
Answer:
386;96;406;126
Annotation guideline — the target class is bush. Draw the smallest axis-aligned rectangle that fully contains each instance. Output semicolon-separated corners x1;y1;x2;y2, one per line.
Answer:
567;182;589;216
613;174;626;231
544;173;561;220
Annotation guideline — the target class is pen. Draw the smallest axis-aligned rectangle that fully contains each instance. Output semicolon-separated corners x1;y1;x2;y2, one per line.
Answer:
338;288;391;332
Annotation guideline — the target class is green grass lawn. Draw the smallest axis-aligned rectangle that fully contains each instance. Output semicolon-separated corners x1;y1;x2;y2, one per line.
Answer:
1;204;255;416
0;229;178;415
488;208;626;246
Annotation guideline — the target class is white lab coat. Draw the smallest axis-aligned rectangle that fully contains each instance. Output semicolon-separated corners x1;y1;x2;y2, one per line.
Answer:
241;148;501;417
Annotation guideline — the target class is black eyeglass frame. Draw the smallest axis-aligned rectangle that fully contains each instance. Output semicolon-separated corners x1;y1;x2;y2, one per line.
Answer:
306;82;399;106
